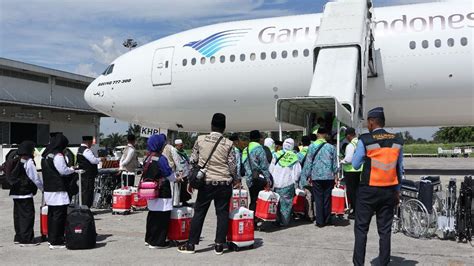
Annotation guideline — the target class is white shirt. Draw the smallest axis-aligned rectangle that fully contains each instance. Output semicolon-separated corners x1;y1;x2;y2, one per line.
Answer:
10;158;43;199
80;144;100;164
119;144;136;170
44;153;75;206
270;159;302;189
341;141;356;164
147;173;177;212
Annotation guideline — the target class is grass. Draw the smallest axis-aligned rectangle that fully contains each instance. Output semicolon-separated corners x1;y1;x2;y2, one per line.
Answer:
404;143;474;155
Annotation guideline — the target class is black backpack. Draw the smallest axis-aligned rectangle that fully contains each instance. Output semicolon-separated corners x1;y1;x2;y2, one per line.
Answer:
2;155;22;190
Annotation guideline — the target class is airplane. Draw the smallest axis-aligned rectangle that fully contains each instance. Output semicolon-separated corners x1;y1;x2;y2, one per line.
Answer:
84;0;474;133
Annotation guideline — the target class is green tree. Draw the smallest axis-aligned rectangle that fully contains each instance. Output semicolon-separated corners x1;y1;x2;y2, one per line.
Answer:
102;133;126;148
433;127;474;143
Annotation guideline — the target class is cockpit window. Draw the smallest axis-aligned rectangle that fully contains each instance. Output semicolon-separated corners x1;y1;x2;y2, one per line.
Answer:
102;64;115;75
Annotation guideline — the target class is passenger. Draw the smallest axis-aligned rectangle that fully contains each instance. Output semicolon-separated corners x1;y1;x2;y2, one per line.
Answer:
174;139;192;206
312;117;325;134
41;134;77;249
352;107;403;266
270;138;301;226
297;136;311;166
143;134;177;249
178;113;237;255
119;134;139;186
242;130;272;213
264;137;276;162
162;138;181;173
229;133;242;184
274;140;283;153
340;127;362;220
310;133;317;144
77;136;101;208
297;135;315;221
301;128;338;227
9;141;43;247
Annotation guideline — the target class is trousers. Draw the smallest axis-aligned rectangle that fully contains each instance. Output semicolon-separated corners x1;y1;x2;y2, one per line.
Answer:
188;184;232;245
353;186;397;266
13;198;35;244
81;176;95;208
312;179;334;226
48;205;68;245
249;181;266;212
145;211;171;247
344;171;361;211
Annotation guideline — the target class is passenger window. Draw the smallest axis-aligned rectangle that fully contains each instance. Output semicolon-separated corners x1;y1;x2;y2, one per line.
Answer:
210;56;216;64
409;41;416;50
182;59;187;66
422;40;429;49
230;55;236;62
292;50;298;58
240;54;246;62
434;39;441;48
271;51;277;59
106;64;114;75
447;38;455;47
282;51;288;58
200;57;206;65
460;37;468;46
250;53;256;61
261;52;266;60
191;58;196;65
303;49;310;57
220;55;225;63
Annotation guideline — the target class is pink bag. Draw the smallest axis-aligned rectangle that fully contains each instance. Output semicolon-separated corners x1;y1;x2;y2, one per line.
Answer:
138;180;159;200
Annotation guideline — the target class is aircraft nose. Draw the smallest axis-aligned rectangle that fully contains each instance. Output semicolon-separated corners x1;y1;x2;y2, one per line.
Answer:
84;79;100;109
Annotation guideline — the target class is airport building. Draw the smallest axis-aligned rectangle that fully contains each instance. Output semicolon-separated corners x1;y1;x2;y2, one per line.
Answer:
0;57;104;145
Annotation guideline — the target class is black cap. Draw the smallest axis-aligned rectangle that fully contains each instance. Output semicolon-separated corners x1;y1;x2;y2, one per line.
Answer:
310;134;317;141
127;134;136;141
346;127;356;136
17;141;35;156
50;132;62;138
301;136;311;146
275;140;283;146
229;133;239;142
317;128;328;134
211;113;226;129
82;136;93;141
367;107;385;119
249;130;261;141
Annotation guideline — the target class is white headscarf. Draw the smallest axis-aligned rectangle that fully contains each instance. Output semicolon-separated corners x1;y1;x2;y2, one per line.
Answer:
264;138;275;149
283;138;295;152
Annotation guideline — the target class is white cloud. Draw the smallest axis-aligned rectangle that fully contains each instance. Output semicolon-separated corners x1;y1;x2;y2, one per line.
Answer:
74;63;99;78
90;37;124;65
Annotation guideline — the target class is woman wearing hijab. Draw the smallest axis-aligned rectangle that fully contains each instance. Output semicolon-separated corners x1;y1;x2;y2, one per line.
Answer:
270;138;302;226
143;134;179;249
10;141;43;247
41;134;76;249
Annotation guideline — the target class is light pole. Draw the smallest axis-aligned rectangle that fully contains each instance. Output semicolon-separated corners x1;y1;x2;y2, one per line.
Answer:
123;38;138;51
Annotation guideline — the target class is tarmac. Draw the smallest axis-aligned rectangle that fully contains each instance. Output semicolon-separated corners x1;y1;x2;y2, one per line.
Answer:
0;158;473;265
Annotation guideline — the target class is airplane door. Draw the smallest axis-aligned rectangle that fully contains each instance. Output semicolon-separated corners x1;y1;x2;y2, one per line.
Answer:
152;47;174;86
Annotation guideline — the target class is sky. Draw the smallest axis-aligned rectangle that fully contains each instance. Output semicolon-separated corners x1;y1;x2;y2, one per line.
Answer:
0;0;440;139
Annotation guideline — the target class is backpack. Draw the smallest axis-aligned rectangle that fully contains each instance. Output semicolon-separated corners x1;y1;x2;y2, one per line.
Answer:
3;156;22;189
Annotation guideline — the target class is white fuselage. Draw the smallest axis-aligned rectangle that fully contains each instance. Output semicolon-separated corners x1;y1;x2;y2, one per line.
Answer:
85;1;474;132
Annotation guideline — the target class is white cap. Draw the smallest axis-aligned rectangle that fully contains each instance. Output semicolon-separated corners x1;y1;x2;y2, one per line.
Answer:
264;138;275;148
175;139;183;145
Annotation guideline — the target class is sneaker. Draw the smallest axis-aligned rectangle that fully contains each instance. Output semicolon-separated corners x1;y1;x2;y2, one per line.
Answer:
149;241;170;249
145;242;149;246
49;244;66;250
20;243;40;247
214;244;224;255
14;241;20;245
177;243;195;254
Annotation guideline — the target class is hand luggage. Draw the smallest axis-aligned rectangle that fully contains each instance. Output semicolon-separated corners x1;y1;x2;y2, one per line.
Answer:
230;188;248;212
227;207;254;251
418;179;434;213
168;206;194;243
130;186;147;211
255;190;280;221
40;194;48;242
112;173;132;215
331;184;346;215
292;188;306;215
65;170;97;250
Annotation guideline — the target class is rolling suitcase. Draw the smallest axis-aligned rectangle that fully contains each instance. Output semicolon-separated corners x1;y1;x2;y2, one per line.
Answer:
112;173;132;215
40;195;48;242
255;190;280;221
227;207;255;251
168;184;193;243
65;170;97;250
292;188;306;215
230;188;248;212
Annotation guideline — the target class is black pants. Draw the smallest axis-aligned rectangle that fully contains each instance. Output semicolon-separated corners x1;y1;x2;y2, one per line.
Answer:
179;177;191;203
249;180;266;212
81;176;95;208
189;184;232;245
13;198;35;244
122;173;135;187
312;180;334;226
353;186;397;266
344;171;361;211
48;205;68;245
145;210;171;246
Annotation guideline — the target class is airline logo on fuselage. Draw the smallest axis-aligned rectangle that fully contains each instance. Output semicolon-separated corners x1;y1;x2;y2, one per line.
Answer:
184;29;251;57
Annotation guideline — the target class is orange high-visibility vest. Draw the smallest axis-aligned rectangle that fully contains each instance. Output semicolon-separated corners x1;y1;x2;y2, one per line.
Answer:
360;130;403;187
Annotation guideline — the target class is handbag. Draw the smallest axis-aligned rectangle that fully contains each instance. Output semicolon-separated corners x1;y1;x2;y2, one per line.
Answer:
189;136;223;189
137;155;161;200
247;147;269;188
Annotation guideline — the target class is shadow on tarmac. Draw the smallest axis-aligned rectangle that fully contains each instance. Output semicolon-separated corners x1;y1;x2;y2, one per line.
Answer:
370;256;419;266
